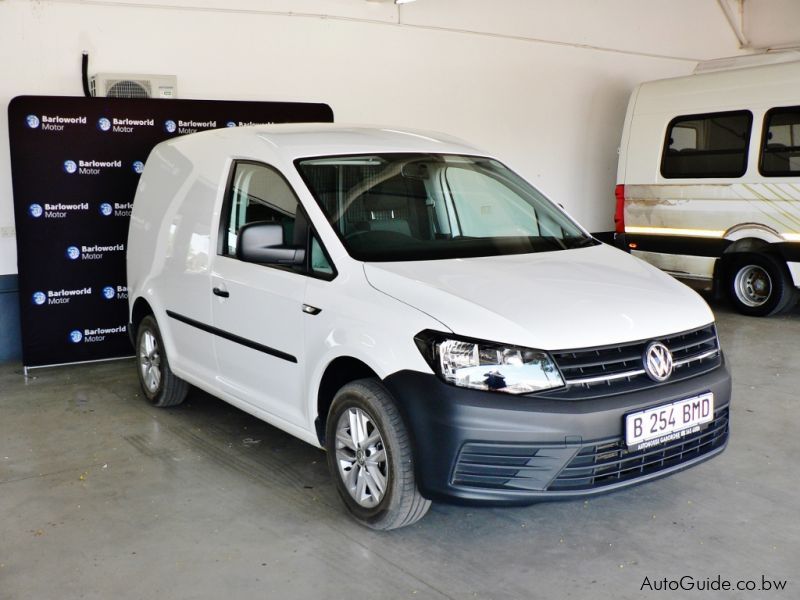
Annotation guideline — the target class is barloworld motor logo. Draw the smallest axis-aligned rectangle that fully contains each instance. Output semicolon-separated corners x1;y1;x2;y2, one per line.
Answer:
32;202;89;219
97;117;112;132
31;114;87;131
132;161;144;174
165;120;177;133
64;159;123;175
69;324;126;343
226;121;237;128
65;243;124;261
102;286;116;300
33;287;92;306
98;202;132;217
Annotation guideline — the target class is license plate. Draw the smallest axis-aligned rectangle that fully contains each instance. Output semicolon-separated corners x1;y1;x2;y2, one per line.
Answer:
625;393;714;451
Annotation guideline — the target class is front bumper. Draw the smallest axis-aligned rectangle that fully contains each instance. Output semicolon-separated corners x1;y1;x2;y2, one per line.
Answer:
382;365;731;505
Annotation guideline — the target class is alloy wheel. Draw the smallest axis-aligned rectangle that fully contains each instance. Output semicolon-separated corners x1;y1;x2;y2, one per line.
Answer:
334;407;389;508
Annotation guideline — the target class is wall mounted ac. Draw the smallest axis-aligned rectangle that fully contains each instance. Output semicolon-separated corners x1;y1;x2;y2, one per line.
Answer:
89;73;177;99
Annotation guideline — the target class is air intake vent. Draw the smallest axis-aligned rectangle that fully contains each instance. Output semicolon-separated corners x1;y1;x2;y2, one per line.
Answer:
107;80;151;98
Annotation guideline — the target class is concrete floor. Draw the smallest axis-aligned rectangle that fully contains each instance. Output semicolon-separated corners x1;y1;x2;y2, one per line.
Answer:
1;299;798;600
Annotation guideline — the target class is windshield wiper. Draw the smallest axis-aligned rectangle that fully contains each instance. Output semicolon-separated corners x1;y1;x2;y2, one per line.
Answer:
567;236;599;249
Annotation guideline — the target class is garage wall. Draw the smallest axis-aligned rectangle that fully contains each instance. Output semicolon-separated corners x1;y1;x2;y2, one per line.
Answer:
0;0;743;282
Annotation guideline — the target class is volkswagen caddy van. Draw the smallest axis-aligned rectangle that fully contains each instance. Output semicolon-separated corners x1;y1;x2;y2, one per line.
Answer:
127;125;731;530
615;55;800;316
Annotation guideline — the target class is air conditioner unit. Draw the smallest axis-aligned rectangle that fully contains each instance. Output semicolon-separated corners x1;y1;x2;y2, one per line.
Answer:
89;73;177;99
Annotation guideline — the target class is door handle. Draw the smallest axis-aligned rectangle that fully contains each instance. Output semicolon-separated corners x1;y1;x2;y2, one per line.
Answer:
302;304;321;315
212;287;230;298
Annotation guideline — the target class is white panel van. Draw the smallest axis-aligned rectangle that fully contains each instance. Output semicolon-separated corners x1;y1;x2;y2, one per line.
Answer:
616;57;800;316
127;125;730;529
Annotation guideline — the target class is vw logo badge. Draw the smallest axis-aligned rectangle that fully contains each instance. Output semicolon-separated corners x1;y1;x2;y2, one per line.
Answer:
643;341;674;382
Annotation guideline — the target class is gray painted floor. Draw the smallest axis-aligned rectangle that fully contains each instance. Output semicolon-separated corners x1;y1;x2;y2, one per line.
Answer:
1;300;798;599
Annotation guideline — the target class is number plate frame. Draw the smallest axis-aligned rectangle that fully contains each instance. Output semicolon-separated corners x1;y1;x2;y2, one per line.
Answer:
625;393;715;451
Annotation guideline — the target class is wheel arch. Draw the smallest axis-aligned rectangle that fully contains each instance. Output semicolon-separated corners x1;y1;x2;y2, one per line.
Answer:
131;297;154;330
314;356;381;445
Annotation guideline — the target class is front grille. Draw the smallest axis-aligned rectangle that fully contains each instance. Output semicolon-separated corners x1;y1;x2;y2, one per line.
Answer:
548;406;729;491
540;324;721;400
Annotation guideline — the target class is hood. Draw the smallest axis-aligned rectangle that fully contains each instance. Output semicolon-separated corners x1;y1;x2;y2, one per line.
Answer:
363;244;714;350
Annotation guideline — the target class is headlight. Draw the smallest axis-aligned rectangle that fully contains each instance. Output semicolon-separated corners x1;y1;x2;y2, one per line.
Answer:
414;331;564;395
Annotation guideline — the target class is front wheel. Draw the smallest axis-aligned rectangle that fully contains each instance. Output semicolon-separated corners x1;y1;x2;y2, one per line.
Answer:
325;379;431;530
136;315;189;407
727;253;798;317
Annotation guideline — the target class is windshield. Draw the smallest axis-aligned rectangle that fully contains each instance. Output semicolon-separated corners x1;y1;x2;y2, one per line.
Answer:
295;153;596;262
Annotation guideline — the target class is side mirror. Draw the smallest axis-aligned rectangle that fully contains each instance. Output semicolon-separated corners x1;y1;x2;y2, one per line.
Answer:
237;222;305;265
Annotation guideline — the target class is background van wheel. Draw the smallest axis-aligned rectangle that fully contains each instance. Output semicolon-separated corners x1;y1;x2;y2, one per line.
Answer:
325;379;431;530
727;253;798;317
136;315;189;407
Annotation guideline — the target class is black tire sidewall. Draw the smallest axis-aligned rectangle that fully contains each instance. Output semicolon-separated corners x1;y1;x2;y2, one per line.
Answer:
325;385;402;526
727;253;793;317
135;315;165;403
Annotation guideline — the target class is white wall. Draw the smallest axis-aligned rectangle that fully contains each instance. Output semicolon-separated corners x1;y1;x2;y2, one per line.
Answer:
0;0;743;275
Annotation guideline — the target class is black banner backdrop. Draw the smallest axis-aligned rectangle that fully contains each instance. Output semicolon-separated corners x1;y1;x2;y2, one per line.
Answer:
8;95;333;369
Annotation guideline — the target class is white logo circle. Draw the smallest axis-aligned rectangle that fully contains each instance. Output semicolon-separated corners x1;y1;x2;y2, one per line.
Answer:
99;203;113;216
64;160;77;174
70;330;83;344
33;291;47;305
165;120;177;133
132;161;144;174
29;204;43;218
26;115;40;129
98;117;112;132
102;286;116;300
66;246;81;260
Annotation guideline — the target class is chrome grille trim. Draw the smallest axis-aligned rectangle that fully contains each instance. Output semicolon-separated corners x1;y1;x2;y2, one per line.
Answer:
541;324;722;400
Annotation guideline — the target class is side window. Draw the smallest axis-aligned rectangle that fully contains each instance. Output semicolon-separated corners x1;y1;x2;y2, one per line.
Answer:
660;111;752;178
222;162;300;257
760;107;800;176
220;161;336;279
310;235;334;276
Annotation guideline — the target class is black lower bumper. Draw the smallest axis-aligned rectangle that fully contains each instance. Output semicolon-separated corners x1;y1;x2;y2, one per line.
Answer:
382;366;731;505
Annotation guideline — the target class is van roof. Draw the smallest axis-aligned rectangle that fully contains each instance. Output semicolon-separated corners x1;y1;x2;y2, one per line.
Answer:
169;124;484;160
633;59;800;114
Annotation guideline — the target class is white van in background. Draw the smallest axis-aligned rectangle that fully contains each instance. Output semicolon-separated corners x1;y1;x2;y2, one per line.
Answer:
615;54;800;316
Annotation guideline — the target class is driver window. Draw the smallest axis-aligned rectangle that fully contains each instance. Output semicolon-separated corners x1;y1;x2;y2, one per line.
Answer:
224;162;299;256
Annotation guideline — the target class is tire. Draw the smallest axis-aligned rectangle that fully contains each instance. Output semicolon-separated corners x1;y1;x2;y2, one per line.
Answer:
727;253;798;317
325;379;431;530
135;315;189;407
